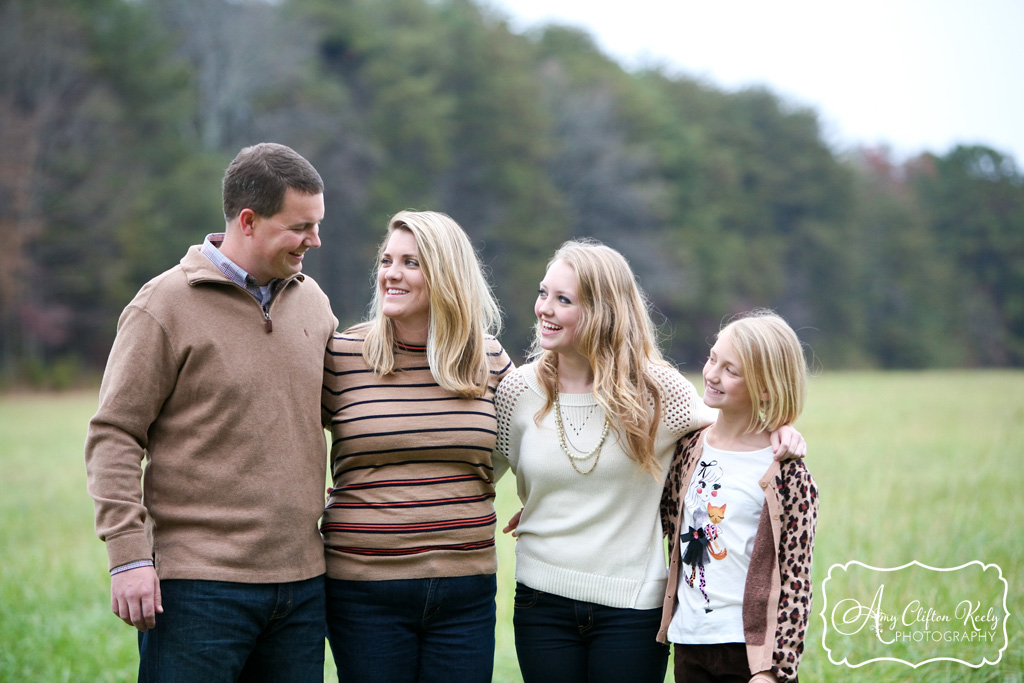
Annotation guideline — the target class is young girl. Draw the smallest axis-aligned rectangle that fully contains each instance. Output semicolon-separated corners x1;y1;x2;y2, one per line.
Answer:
657;310;818;683
494;242;806;683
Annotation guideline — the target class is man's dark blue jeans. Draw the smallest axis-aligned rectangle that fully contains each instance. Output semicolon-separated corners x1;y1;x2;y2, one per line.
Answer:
137;575;325;683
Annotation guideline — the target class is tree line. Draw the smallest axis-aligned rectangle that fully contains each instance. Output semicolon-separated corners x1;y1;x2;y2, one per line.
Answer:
2;0;1022;388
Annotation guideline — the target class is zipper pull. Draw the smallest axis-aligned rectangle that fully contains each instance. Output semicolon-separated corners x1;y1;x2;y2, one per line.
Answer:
264;310;273;333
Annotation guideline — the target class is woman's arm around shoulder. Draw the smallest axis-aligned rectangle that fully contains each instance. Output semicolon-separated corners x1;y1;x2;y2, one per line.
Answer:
493;365;531;476
648;364;716;435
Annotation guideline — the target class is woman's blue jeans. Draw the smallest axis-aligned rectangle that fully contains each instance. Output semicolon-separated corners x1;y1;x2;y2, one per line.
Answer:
137;576;326;683
326;574;496;683
513;582;669;683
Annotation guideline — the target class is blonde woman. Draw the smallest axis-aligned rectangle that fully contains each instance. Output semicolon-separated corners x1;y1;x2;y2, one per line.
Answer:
658;310;817;683
494;240;804;683
321;210;512;682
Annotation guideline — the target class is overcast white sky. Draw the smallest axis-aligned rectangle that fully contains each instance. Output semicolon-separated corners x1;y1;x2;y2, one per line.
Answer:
486;0;1024;165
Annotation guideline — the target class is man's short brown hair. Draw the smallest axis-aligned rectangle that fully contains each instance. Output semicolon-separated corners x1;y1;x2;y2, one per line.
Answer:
222;143;323;221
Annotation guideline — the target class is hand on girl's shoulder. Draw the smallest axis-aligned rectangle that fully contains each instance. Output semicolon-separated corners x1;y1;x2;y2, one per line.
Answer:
771;424;806;460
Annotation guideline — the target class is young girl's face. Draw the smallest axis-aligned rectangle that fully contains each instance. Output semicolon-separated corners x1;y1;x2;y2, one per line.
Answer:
703;331;754;417
535;259;583;358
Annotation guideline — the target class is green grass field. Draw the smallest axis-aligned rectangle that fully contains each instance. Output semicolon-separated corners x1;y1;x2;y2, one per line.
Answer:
1;371;1022;682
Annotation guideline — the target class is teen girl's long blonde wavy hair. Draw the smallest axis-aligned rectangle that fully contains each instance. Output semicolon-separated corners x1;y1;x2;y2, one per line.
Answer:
529;239;669;475
362;210;501;399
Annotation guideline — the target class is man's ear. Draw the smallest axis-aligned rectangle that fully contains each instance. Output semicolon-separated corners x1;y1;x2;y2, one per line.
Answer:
238;208;257;236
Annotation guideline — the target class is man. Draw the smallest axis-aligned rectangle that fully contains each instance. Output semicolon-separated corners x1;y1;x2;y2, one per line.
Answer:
85;143;336;681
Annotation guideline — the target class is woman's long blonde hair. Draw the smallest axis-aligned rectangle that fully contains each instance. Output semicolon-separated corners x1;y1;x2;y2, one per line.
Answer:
529;239;668;475
362;210;501;399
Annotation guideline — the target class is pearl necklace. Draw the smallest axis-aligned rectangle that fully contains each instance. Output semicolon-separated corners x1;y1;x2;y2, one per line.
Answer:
553;393;610;475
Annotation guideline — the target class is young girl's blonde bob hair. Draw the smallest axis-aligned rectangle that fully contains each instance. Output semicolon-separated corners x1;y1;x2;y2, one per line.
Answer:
529;239;669;475
717;309;807;434
362;210;501;399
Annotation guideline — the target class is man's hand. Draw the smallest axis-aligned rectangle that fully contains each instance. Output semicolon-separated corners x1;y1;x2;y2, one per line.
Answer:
111;566;162;631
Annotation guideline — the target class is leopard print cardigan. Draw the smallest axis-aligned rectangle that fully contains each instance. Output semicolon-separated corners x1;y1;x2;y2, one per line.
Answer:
657;428;819;682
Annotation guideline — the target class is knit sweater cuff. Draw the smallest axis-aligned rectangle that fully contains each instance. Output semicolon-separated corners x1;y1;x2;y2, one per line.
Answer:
105;531;153;573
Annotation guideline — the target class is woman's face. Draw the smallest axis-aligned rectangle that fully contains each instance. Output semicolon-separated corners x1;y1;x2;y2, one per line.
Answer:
535;259;583;358
378;228;430;341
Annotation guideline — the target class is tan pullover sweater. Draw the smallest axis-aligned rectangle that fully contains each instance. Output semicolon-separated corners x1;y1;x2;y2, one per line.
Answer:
85;245;336;583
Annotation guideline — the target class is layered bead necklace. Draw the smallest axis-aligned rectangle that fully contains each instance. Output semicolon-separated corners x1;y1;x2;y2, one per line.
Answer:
553;391;611;475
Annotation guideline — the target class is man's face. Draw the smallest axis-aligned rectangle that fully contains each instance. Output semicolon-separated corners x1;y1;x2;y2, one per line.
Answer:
246;188;324;284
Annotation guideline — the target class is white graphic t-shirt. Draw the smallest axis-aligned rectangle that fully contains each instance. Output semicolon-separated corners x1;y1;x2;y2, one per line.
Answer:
667;440;773;644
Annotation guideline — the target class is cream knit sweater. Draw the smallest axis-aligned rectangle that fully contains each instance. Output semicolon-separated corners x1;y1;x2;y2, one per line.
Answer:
494;363;715;609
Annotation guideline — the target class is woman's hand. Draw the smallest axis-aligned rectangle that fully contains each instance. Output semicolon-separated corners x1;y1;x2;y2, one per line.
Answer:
503;508;523;537
770;424;806;460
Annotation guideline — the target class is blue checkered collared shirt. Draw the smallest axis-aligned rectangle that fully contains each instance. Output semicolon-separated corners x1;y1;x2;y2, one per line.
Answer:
200;233;277;307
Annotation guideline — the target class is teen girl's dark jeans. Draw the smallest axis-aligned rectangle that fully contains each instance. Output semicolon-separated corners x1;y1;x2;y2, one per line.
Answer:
513;582;669;683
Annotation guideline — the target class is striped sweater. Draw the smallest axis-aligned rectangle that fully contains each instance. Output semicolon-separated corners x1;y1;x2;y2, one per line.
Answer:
321;324;513;580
